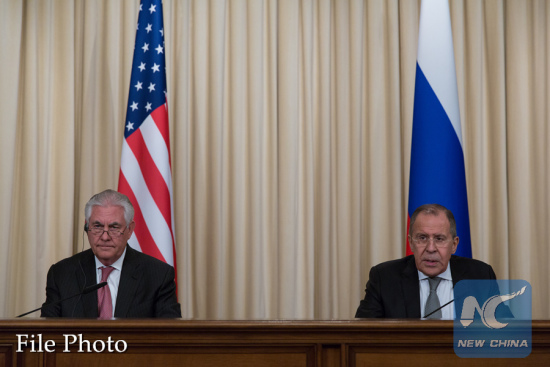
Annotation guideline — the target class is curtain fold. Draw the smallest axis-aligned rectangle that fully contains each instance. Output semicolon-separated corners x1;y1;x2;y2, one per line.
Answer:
0;0;23;314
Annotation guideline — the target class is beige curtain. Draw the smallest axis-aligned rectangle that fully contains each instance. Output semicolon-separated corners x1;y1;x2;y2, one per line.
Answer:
0;0;548;320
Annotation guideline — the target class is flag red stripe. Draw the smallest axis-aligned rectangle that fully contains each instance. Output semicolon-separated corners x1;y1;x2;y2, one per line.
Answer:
151;106;171;165
125;128;173;228
118;171;167;263
406;215;412;256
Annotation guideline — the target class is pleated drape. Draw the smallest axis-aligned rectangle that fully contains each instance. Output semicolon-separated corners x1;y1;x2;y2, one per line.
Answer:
0;0;549;319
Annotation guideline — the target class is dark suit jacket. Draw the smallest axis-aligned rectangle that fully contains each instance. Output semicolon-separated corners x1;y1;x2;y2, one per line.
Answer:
355;255;503;318
41;246;181;318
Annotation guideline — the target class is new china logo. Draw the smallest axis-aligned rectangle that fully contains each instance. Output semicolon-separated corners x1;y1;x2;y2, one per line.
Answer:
453;280;531;358
460;285;527;329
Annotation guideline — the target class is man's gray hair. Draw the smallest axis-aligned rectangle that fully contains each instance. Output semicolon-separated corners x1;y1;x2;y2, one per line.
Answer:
84;189;134;225
409;203;457;238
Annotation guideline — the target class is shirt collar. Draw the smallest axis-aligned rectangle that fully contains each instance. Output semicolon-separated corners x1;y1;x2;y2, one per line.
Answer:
417;262;452;281
94;246;127;271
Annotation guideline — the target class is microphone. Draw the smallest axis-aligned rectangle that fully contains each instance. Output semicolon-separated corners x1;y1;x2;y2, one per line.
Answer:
81;282;108;295
16;282;107;318
423;299;454;318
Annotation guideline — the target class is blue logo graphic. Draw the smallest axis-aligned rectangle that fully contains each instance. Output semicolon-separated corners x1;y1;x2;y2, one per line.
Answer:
454;280;531;358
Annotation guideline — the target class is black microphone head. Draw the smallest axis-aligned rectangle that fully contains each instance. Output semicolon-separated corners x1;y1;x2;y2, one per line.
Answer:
82;282;108;295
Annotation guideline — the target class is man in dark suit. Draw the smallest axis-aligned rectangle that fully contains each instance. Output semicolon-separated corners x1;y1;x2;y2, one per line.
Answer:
41;189;181;318
355;204;505;319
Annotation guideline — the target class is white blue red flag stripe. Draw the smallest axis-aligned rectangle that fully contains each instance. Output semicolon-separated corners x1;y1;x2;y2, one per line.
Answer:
406;0;472;258
118;0;177;269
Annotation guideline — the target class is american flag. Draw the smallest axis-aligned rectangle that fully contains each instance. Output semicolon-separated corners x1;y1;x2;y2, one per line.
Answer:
118;0;177;270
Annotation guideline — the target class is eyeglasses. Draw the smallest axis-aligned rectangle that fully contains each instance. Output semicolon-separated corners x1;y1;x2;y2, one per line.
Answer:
89;225;127;238
411;235;451;247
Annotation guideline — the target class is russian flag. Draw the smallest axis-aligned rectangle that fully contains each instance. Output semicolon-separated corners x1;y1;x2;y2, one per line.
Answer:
406;0;471;258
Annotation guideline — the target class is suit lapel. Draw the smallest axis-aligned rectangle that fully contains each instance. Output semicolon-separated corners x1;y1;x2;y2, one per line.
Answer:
114;246;142;317
79;250;99;318
450;256;464;287
402;256;421;318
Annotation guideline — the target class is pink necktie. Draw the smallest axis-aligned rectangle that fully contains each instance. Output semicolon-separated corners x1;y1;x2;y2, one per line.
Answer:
97;266;115;319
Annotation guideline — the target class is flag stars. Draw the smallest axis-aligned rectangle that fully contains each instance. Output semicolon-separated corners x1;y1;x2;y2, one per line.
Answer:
138;62;146;72
142;43;149;52
151;63;160;73
148;83;156;92
160;28;164;37
155;44;163;54
126;122;134;131
145;24;152;33
145;102;152;112
149;4;156;13
134;81;143;91
130;101;139;111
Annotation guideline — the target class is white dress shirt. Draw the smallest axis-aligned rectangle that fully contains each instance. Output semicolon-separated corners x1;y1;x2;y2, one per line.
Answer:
418;264;455;319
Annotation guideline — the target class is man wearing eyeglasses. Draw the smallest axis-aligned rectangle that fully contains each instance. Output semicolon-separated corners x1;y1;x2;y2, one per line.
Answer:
41;189;181;318
355;203;505;319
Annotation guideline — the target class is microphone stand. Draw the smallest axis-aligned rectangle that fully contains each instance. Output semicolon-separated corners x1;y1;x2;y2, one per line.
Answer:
423;299;454;319
16;282;107;318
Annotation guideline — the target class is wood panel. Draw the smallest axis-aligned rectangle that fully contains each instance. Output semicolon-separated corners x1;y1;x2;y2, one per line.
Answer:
50;346;313;367
0;320;548;367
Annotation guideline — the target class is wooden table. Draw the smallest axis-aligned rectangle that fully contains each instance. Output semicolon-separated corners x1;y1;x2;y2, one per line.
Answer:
1;319;549;366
